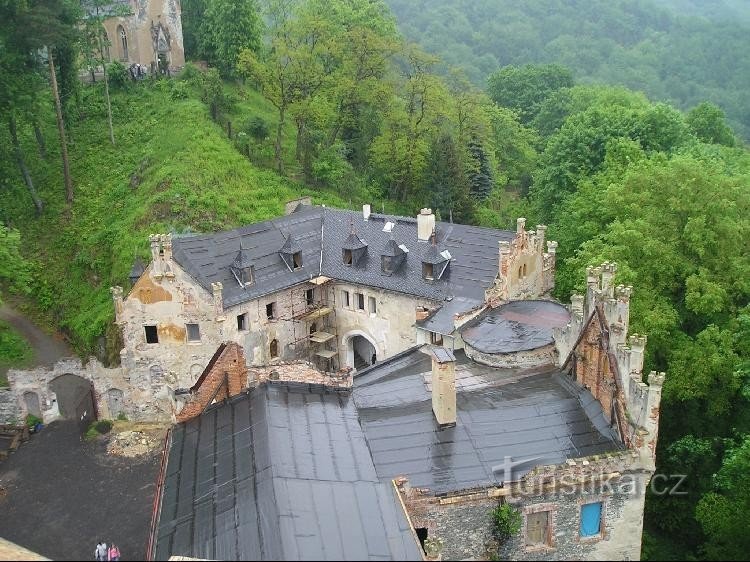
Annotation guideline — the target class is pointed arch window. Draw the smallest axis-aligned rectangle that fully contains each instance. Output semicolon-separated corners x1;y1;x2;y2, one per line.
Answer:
118;25;128;61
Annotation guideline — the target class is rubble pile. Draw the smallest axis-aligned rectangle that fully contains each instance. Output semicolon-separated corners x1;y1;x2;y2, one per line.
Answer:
107;430;156;457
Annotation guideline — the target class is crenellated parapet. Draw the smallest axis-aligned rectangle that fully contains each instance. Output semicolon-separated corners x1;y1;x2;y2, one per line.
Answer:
484;218;559;305
553;262;663;466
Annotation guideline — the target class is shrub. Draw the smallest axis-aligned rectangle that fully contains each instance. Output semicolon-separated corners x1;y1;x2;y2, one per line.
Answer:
25;414;42;428
170;81;190;101
492;503;522;543
116;412;128;421
95;419;113;434
107;61;129;89
178;62;203;84
245;116;269;142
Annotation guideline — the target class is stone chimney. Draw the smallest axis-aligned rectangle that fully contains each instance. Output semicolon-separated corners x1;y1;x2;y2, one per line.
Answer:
149;234;162;278
427;346;457;427
417;208;435;241
363;204;371;221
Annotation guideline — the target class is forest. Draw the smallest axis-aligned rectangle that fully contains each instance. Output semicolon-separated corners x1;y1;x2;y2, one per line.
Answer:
385;0;750;140
1;0;749;559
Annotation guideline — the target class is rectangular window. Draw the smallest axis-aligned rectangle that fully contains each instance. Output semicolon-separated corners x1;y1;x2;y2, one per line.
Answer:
580;502;603;537
144;325;159;344
293;251;303;269
356;293;365;311
526;511;549;546
306;288;315;306
343;249;353;265
423;262;434;280
266;302;276;320
186;323;201;342
237;313;248;331
368;296;377;314
343;290;350;308
431;331;443;345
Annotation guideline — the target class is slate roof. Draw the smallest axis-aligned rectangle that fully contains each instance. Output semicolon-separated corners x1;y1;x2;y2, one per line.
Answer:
169;205;515;309
353;348;622;493
155;382;422;561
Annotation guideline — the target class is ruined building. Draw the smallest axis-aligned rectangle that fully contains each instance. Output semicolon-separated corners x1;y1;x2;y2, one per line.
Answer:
3;201;662;560
100;0;184;73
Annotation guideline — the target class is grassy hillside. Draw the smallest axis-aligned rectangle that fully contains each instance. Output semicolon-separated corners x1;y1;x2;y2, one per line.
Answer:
0;78;354;355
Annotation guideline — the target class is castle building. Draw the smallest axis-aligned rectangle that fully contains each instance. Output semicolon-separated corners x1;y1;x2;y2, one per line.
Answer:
100;0;184;74
3;201;662;560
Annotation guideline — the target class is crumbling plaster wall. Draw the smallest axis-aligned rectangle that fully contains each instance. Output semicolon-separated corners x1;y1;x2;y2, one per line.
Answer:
327;282;436;368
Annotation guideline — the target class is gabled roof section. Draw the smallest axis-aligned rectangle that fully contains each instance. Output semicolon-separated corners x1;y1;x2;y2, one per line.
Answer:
279;233;302;254
382;238;406;257
342;231;367;251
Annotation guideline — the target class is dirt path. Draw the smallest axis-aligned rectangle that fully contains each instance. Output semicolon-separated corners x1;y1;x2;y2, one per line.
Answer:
0;304;73;376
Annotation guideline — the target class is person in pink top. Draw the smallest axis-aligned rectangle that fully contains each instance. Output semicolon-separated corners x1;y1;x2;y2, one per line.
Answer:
107;544;121;561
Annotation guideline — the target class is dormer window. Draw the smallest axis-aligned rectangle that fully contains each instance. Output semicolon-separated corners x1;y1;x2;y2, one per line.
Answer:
231;246;254;287
241;266;254;285
279;234;303;271
342;228;368;266
381;239;406;275
343;249;353;265
421;234;451;281
382;255;393;274
423;262;434;280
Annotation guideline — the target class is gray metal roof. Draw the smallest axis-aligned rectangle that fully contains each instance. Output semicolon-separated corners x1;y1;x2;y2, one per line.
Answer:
460;300;571;354
417;296;484;335
169;205;515;309
353;348;621;493
155;382;421;561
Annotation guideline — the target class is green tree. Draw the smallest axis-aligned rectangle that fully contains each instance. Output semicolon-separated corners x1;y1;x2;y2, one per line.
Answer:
424;134;474;223
487;63;574;124
0;225;31;304
466;137;493;201
200;0;263;77
686;102;737;147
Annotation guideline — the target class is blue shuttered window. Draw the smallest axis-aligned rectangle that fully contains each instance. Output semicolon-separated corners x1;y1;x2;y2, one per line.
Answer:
580;502;602;537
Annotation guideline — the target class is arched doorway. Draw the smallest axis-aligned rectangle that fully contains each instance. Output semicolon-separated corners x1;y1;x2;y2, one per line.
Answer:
23;391;41;418
49;374;96;432
344;331;378;370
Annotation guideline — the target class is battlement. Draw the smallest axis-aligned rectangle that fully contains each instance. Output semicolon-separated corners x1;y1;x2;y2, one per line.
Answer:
485;218;558;304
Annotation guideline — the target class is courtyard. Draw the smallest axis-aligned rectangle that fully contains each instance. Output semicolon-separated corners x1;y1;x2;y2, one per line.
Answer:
0;420;163;561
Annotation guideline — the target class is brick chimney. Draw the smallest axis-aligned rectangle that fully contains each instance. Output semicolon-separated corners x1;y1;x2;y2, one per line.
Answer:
417;208;435;241
426;346;456;427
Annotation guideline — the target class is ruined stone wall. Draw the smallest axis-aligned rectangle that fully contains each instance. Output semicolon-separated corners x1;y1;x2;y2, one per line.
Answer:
402;452;651;561
5;356;172;423
0;388;20;424
485;218;557;305
464;342;558;370
327;282;436;369
102;0;184;72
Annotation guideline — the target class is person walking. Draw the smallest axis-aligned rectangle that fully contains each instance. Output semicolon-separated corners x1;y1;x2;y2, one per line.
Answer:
94;541;107;561
108;543;121;561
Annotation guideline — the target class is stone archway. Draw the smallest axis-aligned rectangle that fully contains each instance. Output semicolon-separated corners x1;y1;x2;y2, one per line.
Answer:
343;330;378;370
49;373;96;431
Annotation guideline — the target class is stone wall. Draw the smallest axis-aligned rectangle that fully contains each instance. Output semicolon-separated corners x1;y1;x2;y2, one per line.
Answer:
0;388;20;424
102;0;185;72
401;451;652;561
464;342;558;370
485;218;557;305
